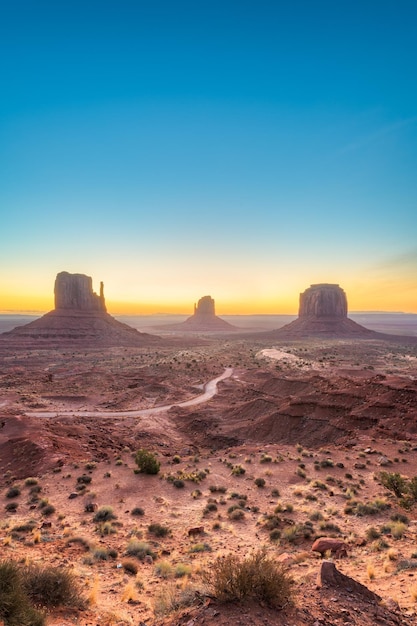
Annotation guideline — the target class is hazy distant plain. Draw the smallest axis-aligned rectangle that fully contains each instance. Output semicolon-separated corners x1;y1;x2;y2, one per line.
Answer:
1;314;416;337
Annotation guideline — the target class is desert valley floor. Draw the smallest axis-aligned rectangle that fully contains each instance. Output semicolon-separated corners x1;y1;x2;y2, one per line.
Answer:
1;331;417;625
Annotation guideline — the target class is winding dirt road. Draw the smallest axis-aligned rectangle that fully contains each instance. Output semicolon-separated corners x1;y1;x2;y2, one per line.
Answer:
26;367;234;418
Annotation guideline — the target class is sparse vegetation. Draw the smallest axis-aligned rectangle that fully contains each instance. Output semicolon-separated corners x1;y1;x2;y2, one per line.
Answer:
203;549;293;608
135;449;160;475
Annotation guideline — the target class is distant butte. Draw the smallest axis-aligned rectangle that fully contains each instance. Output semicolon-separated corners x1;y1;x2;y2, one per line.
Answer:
270;283;377;338
0;271;160;347
158;295;237;332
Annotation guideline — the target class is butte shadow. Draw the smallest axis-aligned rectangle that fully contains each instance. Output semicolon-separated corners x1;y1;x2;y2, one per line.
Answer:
0;271;161;348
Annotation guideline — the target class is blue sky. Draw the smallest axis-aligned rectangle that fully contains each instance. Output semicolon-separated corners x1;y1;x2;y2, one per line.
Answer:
1;1;416;313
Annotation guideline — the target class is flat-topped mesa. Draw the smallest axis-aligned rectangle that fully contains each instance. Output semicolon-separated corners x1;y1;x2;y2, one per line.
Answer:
54;271;106;312
267;282;376;338
299;284;347;319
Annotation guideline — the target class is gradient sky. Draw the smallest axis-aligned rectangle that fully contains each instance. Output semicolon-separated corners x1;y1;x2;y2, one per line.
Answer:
1;1;416;314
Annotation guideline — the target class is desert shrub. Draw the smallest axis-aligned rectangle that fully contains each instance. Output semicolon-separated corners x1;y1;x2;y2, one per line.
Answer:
97;521;116;536
407;476;417;500
175;563;192;577
231;465;245;476
5;501;18;512
189;542;212;553
345;499;390;516
135;449;160;475
209;485;227;493
76;475;92;485
24;478;39;486
309;511;323;522
5;486;21;499
22;563;84;608
148;523;170;538
390;512;409;524
12;520;37;533
91;547;109;560
260;454;272;463
203;502;218;515
93;506;117;522
155;560;174;579
41;504;55;516
389;521;407;539
172;479;185;489
172;455;181;464
320;459;334;468
122;559;138;575
153;581;204;616
379;472;407;498
319;521;341;533
229;508;245;521
269;529;281;542
126;540;155;560
264;514;281;531
203;550;292;608
366;526;381;541
0;560;45;626
254;478;266;488
131;507;145;516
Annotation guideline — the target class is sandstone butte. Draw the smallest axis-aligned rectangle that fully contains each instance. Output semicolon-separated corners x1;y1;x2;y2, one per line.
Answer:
0;271;160;347
155;295;237;332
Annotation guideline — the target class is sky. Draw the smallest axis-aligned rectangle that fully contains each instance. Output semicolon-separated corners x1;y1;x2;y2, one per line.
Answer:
1;0;416;315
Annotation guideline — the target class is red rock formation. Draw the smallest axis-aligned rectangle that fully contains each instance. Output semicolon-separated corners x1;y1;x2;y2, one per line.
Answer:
1;272;160;347
156;295;237;332
270;283;376;338
299;284;347;318
54;271;106;312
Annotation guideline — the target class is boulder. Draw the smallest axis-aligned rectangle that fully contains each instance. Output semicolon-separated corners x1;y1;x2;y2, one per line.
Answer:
312;537;348;557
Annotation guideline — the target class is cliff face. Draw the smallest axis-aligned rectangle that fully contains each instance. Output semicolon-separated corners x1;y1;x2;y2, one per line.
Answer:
194;296;215;317
54;272;106;312
299;284;347;319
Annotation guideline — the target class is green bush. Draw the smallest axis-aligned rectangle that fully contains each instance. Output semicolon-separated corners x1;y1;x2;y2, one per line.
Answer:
135;449;160;475
379;472;407;498
204;550;292;608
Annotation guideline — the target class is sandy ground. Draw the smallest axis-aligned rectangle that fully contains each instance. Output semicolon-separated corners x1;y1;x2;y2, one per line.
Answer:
1;335;417;625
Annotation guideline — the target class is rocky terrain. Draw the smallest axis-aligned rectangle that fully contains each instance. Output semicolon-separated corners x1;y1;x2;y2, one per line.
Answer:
1;330;417;625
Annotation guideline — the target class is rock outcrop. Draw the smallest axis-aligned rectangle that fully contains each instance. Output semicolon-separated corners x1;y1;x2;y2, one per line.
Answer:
299;283;347;318
1;271;160;347
269;283;376;338
54;271;106;312
156;296;237;332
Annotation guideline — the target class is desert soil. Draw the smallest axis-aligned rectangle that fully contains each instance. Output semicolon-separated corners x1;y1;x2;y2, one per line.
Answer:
1;335;417;625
